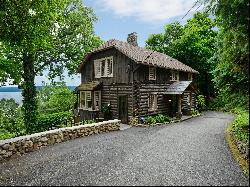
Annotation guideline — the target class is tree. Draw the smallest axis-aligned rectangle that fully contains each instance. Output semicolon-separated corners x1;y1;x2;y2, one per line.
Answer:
205;0;249;109
37;82;75;114
0;0;103;133
146;12;217;98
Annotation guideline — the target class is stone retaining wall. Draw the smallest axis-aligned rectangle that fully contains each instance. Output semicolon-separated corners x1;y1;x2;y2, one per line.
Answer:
0;119;121;162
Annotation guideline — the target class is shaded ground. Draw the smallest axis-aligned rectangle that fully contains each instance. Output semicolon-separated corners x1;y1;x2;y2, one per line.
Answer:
0;111;249;186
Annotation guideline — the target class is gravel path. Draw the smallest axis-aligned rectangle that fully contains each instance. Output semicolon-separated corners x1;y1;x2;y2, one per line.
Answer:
0;111;249;186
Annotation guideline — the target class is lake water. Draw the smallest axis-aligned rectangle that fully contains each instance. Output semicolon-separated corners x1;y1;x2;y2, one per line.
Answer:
0;86;76;105
0;92;23;104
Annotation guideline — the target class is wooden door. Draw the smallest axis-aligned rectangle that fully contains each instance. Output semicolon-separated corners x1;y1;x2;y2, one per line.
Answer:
118;95;128;124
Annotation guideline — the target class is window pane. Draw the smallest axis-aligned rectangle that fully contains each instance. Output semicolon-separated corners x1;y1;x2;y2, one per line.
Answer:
101;60;105;76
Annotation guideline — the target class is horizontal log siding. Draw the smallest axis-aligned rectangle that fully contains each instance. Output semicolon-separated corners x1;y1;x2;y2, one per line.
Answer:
102;84;133;119
138;84;170;116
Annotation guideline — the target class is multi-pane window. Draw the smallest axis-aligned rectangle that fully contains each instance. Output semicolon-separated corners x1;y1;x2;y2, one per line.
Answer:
148;94;157;111
94;91;101;110
80;91;101;110
188;73;193;81
171;70;179;81
80;91;92;109
149;66;156;80
94;56;113;78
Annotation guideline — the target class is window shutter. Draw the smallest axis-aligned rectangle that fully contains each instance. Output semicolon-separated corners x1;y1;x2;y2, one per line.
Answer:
101;60;106;77
94;60;101;78
149;67;156;80
80;92;86;108
106;58;113;77
86;92;91;101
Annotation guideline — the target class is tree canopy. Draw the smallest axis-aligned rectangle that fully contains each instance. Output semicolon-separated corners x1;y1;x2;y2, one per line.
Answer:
146;12;217;97
205;0;249;109
0;0;103;133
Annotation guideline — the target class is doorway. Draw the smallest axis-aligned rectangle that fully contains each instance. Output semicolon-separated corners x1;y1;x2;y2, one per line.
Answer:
118;95;128;124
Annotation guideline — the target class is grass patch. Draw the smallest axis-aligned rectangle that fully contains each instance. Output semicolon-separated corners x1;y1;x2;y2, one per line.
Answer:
226;122;249;176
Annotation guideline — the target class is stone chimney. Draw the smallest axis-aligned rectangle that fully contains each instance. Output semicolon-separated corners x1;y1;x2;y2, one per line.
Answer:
127;32;138;46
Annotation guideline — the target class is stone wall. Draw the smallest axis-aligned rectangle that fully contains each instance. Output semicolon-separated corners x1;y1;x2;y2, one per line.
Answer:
0;119;121;162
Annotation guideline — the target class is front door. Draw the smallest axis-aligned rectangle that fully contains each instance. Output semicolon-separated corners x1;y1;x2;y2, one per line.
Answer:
118;95;128;124
165;95;178;117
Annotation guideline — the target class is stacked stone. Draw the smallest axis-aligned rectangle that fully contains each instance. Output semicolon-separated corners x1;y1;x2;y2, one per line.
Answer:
0;120;121;162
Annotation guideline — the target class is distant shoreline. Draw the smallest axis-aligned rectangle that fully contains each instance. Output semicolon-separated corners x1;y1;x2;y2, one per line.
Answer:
0;86;76;92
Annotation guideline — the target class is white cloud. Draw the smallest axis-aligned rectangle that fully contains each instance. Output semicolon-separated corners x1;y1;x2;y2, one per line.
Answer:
97;0;200;23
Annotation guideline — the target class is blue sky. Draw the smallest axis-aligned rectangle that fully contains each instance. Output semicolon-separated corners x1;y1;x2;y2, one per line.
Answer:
34;0;201;86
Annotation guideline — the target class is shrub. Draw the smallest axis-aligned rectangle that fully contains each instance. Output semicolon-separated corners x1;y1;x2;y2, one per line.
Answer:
231;110;249;144
155;114;171;123
145;116;157;125
197;94;206;111
145;114;172;125
36;111;73;132
191;108;200;116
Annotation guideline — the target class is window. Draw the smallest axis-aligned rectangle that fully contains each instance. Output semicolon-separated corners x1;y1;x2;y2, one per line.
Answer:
80;91;92;109
171;70;179;81
188;73;193;81
94;91;101;110
148;94;157;111
149;66;156;80
94;56;113;78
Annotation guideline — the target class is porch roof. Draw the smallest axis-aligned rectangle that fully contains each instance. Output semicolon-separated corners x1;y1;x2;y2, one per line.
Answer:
75;81;101;91
164;81;196;95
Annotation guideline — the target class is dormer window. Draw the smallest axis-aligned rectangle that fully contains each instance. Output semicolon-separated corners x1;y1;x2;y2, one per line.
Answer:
149;66;156;80
171;70;179;81
94;56;113;78
188;73;193;81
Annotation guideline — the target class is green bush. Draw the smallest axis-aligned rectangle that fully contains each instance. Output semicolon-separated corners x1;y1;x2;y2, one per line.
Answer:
191;108;200;116
231;110;249;144
36;111;73;132
37;82;75;115
146;114;172;125
197;94;206;111
145;116;157;125
155;114;171;123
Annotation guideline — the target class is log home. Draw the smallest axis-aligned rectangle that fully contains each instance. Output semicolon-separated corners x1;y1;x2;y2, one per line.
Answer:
75;32;199;124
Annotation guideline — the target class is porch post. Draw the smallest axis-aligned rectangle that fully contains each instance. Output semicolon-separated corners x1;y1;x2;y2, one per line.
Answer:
176;94;182;119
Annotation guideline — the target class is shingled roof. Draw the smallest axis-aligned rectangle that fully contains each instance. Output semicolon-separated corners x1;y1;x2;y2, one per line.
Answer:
79;39;199;74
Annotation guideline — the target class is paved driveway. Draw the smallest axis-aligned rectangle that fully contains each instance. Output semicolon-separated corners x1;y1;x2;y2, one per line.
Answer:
0;112;249;186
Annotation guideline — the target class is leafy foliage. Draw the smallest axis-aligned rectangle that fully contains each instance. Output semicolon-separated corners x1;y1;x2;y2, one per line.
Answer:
0;99;25;139
37;82;75;114
191;108;200;116
231;110;249;144
145;116;157;125
36;111;73;133
146;12;217;97
0;0;103;133
205;0;249;111
197;95;206;111
145;114;172;125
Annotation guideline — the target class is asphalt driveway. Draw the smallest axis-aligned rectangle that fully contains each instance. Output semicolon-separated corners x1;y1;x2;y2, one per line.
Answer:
0;111;249;186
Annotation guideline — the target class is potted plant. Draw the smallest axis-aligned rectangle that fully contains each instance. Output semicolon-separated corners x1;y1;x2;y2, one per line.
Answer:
101;104;112;120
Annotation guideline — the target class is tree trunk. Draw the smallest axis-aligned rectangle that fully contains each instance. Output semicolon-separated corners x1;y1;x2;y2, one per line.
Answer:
21;53;38;134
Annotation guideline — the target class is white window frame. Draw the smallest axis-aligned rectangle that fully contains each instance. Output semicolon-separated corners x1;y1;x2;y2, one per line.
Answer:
94;56;113;78
80;91;92;110
188;73;193;81
94;91;101;111
171;70;179;81
149;66;156;80
148;94;157;111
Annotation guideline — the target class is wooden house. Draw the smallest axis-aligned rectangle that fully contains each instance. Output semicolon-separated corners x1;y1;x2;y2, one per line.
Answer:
74;32;199;124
